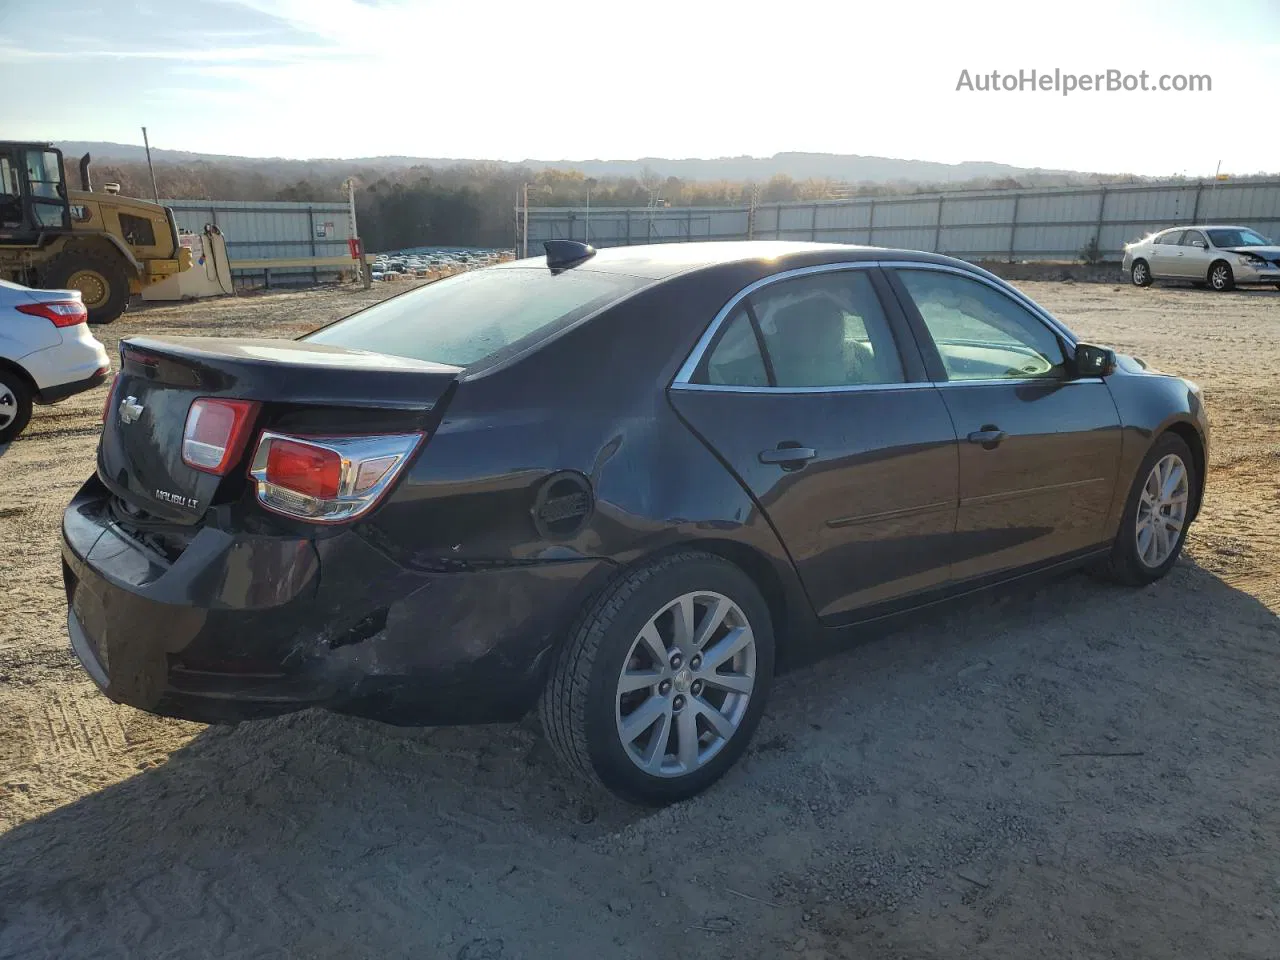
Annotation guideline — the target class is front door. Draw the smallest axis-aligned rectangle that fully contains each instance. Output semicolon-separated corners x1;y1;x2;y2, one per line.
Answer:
1176;229;1212;280
888;266;1123;580
669;265;959;623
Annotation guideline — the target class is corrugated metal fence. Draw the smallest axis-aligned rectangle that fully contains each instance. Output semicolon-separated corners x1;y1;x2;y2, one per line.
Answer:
527;179;1280;261
164;199;353;283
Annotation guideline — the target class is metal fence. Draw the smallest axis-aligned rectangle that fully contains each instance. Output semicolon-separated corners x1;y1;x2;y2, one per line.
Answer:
164;199;354;283
526;178;1280;262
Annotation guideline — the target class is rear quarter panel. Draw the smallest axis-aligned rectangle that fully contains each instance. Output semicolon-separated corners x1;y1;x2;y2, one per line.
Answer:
360;264;818;642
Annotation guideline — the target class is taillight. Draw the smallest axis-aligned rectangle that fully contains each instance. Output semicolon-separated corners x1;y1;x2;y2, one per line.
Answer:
181;398;260;475
249;431;422;523
101;373;120;423
16;300;88;327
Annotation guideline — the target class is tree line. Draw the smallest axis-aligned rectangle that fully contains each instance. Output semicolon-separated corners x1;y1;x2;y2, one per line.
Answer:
66;156;1153;252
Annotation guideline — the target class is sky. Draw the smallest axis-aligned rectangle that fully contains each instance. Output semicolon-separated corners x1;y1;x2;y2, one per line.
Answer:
1;0;1278;177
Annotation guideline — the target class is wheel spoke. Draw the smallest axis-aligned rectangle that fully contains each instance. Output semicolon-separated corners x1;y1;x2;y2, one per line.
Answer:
636;622;667;665
641;709;674;773
695;697;736;739
1161;462;1184;500
671;595;697;656
676;707;699;770
618;669;663;694
692;595;730;651
1164;514;1184;533
701;671;754;695
700;626;752;671
1137;521;1154;561
620;695;668;745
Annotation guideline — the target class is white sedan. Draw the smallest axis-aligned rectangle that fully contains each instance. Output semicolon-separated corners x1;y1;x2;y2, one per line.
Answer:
1;279;111;443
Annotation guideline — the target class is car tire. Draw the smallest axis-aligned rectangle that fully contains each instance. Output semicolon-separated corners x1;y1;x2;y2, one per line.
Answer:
0;366;33;443
41;249;131;325
540;550;775;805
1096;432;1198;587
1208;260;1235;292
1130;259;1152;286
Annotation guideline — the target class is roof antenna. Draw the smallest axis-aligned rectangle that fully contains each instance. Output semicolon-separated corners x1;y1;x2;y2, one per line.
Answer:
544;240;595;271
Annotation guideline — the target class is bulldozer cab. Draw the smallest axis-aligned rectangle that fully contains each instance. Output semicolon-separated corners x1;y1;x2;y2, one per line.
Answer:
0;143;71;239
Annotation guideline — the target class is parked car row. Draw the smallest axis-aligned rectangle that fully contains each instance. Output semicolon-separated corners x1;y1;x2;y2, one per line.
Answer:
1123;224;1280;290
370;248;513;281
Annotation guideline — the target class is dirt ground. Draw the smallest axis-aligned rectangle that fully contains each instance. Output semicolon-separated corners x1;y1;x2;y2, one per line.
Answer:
1;277;1278;959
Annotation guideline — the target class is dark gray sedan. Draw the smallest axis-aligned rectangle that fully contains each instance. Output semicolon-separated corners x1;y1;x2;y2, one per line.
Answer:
64;241;1209;803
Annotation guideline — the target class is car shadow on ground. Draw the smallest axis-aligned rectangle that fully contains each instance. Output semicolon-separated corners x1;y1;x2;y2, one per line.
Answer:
2;560;1277;959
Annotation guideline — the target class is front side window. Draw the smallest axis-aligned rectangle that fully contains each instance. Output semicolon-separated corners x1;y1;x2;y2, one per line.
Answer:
306;267;647;369
896;270;1067;382
1206;227;1271;247
1181;230;1208;247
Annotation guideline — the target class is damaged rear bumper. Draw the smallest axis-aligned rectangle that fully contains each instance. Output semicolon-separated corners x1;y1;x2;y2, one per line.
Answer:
62;475;613;725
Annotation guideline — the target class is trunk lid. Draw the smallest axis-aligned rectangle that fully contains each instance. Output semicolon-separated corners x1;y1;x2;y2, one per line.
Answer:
100;336;461;524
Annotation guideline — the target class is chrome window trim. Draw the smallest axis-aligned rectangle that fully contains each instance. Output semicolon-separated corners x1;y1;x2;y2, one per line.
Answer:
671;261;885;387
877;260;1080;347
670;376;1104;396
671;258;1083;396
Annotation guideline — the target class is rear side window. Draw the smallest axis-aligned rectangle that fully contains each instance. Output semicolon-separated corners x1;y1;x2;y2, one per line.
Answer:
306;267;647;369
703;309;769;386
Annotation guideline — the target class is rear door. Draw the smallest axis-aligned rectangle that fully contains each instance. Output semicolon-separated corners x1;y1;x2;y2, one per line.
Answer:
668;265;959;624
887;266;1122;580
1149;230;1184;277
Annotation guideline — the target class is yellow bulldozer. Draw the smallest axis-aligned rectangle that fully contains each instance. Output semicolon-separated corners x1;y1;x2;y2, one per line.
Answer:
0;142;192;324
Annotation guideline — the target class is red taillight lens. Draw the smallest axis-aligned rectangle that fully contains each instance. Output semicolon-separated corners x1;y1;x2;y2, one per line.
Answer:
265;438;342;499
101;373;120;423
249;431;422;523
16;300;88;328
181;398;259;475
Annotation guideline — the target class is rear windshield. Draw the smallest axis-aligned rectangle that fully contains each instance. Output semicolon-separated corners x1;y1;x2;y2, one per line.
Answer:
305;267;647;368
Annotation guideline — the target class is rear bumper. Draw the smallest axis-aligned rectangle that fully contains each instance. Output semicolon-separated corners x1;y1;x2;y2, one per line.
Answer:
20;334;110;395
62;475;613;725
36;367;110;404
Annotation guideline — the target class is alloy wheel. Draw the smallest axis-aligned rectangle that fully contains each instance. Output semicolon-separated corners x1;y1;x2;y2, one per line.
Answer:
614;591;756;778
1135;453;1189;568
1211;265;1229;290
1132;262;1148;285
0;381;16;430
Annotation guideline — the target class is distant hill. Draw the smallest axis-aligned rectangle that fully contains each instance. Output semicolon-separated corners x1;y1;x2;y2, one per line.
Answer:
56;142;1084;186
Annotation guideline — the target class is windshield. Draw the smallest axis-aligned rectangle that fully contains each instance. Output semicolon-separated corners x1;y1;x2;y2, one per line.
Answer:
305;267;648;368
1206;228;1271;247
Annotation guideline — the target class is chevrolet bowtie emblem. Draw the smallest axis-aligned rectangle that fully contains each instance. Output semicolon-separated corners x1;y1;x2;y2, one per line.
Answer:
118;395;144;424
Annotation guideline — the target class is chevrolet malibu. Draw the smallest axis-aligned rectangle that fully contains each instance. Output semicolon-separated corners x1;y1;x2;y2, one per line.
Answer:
63;241;1209;804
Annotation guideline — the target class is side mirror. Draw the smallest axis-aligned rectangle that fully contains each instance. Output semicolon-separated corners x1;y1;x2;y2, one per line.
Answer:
1074;342;1117;378
1193;240;1207;249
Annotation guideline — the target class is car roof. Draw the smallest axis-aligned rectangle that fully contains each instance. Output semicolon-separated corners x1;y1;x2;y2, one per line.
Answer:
1156;224;1259;233
494;241;965;280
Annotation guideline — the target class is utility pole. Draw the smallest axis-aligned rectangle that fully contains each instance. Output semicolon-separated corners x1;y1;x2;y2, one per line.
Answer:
584;177;597;243
522;182;529;258
344;177;370;289
141;126;160;202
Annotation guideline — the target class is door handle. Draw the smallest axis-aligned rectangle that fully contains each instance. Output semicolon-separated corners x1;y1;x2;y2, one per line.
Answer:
759;444;817;467
967;427;1006;449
